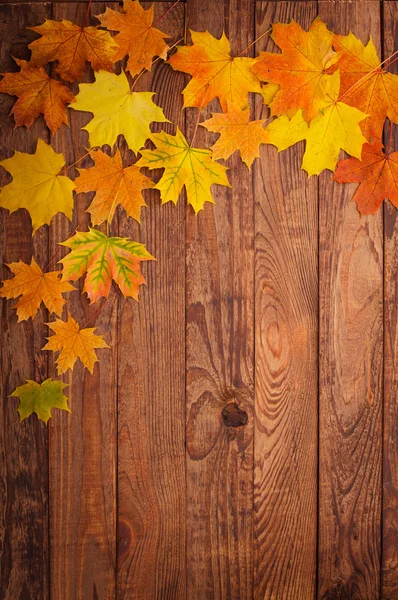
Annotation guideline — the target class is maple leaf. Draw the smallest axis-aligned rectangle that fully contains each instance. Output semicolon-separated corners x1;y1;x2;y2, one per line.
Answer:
168;30;266;111
97;0;169;77
10;378;70;423
200;102;270;168
59;228;154;303
0;58;75;134
0;258;75;321
28;19;118;83
43;314;109;374
75;149;154;225
333;31;398;140
136;127;231;212
71;70;168;151
333;139;398;215
0;139;75;234
252;18;339;123
266;72;368;176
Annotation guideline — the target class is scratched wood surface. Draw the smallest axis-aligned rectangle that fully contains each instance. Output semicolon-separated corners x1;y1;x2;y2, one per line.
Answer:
0;1;397;599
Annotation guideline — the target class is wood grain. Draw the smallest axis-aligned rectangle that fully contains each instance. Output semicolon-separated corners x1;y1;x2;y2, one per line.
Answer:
253;4;318;599
317;3;384;599
184;1;255;598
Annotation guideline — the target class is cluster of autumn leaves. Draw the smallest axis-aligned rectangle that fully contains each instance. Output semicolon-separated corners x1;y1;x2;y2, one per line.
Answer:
1;0;397;422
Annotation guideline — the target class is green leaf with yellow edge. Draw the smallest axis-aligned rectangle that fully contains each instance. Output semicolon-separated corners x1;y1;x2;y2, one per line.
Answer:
266;72;368;176
59;228;154;303
71;70;168;152
0;139;75;234
136;127;231;212
10;378;70;423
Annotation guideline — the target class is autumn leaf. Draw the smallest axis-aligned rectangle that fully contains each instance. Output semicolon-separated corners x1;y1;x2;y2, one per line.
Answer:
97;0;169;77
200;102;270;168
252;18;339;122
168;30;266;111
10;378;70;423
71;70;168;151
75;149;154;225
28;19;118;82
333;31;398;139
333;139;398;214
266;72;368;176
136;127;231;212
0;139;75;234
0;258;75;321
0;58;75;134
59;228;153;303
43;314;109;374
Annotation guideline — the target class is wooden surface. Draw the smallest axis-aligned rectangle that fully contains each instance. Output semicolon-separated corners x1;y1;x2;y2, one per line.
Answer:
0;1;397;599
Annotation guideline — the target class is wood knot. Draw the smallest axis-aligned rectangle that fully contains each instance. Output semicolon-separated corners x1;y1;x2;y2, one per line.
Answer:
222;402;248;428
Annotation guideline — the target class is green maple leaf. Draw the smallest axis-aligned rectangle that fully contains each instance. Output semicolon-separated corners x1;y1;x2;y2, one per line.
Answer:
10;378;70;423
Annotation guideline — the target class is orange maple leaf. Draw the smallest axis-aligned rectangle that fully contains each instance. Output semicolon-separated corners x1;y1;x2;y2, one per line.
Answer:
0;258;75;321
0;58;75;133
200;102;270;168
28;19;118;82
333;139;398;214
333;32;398;140
168;30;266;111
97;0;169;77
252;18;339;122
75;149;154;225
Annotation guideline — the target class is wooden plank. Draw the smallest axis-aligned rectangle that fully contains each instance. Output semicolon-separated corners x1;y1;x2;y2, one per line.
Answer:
317;2;384;598
253;3;318;599
0;4;50;599
48;4;118;599
116;3;187;599
184;1;255;598
382;3;398;597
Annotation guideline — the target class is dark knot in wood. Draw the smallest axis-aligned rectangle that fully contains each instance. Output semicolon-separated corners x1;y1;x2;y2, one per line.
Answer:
222;402;248;428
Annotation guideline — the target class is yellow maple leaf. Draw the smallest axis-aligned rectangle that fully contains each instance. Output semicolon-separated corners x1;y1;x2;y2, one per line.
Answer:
0;258;75;321
43;314;110;374
136;127;231;212
0;58;75;134
168;30;266;111
0;139;75;234
28;19;118;82
97;0;169;77
10;378;70;423
266;72;368;176
75;149;154;225
200;102;270;168
71;70;168;151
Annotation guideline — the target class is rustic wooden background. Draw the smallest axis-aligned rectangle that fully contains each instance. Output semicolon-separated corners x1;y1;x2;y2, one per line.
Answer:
0;0;397;598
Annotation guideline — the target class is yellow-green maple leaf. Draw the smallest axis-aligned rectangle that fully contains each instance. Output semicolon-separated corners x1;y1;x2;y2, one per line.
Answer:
10;378;70;423
71;70;168;152
136;128;231;212
0;139;75;234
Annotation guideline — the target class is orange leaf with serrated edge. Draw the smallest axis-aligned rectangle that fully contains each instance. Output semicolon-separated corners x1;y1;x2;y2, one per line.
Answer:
252;18;339;123
0;59;75;133
333;31;398;140
75;149;154;225
28;19;118;82
333;139;398;215
200;102;270;168
43;314;110;374
97;0;169;77
168;30;267;111
0;258;75;321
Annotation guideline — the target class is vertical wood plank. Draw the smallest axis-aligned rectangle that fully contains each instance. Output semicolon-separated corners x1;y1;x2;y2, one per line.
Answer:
184;1;255;598
0;4;50;599
317;2;383;598
253;3;319;599
116;3;187;599
382;3;398;597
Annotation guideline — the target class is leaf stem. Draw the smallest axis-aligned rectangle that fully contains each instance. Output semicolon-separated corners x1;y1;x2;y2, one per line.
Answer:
338;50;398;103
153;0;182;27
61;149;96;176
130;37;183;91
83;298;109;328
43;227;79;273
82;0;94;28
190;94;206;147
238;28;272;57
